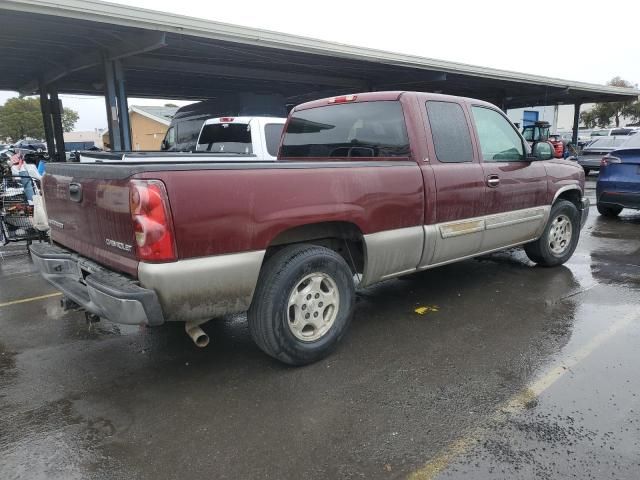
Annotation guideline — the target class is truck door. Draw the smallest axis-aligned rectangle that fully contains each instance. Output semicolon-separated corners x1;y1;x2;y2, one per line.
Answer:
418;99;486;267
469;105;548;252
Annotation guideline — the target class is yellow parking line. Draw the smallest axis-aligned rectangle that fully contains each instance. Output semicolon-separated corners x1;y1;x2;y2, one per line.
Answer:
0;292;62;308
408;310;639;480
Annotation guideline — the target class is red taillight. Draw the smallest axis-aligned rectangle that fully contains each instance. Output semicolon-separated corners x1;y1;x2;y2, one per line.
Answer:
328;95;357;104
219;117;235;123
601;155;622;167
129;180;176;262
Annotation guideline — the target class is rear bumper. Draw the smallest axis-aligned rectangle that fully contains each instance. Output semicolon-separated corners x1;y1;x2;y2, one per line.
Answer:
29;243;164;326
580;196;590;228
597;191;640;210
577;157;602;169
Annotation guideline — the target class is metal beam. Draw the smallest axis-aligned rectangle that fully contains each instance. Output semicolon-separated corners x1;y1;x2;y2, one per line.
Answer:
103;55;122;151
39;83;55;155
48;86;66;162
122;57;368;90
114;60;131;150
572;103;581;145
20;31;167;94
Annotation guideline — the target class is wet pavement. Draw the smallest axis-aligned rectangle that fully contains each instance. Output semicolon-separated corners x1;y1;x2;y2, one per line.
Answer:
1;177;639;480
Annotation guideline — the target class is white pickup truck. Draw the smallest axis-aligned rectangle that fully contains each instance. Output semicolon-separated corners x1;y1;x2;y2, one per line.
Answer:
79;116;286;162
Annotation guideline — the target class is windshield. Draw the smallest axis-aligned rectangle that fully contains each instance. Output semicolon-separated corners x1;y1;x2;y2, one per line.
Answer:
590;130;608;137
522;128;534;142
620;133;640;149
196;123;253;153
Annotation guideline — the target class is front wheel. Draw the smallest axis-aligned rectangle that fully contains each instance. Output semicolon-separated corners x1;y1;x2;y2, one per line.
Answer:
524;200;580;267
583;167;590;175
248;244;355;365
597;204;622;217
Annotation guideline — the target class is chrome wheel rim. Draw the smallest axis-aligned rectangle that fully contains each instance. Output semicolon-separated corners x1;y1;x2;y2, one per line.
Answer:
287;272;340;342
548;214;573;256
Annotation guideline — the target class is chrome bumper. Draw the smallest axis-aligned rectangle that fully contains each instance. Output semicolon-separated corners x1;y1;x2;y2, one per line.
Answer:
29;243;164;326
580;196;590;228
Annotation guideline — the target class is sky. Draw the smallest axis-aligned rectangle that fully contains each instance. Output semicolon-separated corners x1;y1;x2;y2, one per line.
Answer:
2;0;639;131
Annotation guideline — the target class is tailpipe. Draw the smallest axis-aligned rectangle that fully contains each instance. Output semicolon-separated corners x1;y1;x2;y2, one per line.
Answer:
185;321;210;348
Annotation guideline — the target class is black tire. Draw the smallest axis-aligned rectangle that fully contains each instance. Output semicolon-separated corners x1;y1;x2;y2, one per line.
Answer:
583;167;590;175
524;200;580;267
597;204;622;217
248;244;355;366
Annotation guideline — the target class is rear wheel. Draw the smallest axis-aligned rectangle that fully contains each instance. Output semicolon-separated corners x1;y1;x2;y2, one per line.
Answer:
248;244;355;365
582;167;591;175
597;204;622;217
524;200;580;267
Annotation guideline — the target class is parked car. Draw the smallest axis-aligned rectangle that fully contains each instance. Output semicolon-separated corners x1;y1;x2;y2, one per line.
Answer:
596;133;640;217
590;128;636;138
80;117;286;162
161;94;287;152
573;136;630;175
12;139;47;151
30;91;588;365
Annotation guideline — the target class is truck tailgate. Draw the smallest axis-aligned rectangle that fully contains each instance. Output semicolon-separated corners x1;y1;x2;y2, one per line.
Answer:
43;166;139;277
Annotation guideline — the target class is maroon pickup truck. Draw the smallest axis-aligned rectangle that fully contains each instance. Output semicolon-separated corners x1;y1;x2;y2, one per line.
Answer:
31;91;588;365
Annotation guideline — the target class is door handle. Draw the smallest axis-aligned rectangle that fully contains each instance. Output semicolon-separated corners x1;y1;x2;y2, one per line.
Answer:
486;175;500;188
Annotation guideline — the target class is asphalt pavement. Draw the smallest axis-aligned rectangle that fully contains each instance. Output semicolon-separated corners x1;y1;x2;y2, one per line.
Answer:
1;177;639;480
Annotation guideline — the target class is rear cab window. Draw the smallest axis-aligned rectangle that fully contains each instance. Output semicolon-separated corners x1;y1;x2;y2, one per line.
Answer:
264;123;284;157
280;101;410;158
197;122;253;154
471;106;525;162
425;101;474;163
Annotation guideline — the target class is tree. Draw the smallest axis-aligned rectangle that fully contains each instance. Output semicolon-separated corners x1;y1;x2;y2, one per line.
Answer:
62;108;79;132
0;96;79;142
580;77;640;128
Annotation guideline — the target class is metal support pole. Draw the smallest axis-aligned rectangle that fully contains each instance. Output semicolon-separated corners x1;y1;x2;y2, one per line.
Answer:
103;54;122;151
114;60;131;151
552;105;559;134
572;103;581;145
39;83;55;156
48;86;67;163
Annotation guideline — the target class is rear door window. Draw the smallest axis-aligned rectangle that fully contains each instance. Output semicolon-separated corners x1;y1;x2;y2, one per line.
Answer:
197;123;253;154
280;101;410;158
264;123;284;157
471;107;525;162
425;101;474;163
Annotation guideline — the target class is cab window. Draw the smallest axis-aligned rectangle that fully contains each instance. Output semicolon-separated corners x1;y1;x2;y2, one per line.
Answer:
280;101;410;158
425;101;474;163
472;107;524;162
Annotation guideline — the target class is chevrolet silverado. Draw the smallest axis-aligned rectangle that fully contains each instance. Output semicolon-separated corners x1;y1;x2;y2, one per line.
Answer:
31;91;589;365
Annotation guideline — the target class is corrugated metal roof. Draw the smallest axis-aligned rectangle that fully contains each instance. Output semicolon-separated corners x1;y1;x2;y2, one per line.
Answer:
0;0;638;108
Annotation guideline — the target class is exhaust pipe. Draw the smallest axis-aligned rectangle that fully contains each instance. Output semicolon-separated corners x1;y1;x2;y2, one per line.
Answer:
185;321;210;348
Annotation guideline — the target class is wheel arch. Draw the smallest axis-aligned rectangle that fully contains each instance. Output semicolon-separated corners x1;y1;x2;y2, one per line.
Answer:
264;221;365;275
553;186;582;209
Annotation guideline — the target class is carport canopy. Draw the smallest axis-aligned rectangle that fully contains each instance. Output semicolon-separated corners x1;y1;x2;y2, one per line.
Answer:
1;0;639;158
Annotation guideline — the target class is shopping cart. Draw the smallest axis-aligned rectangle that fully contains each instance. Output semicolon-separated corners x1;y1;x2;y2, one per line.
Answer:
0;175;48;246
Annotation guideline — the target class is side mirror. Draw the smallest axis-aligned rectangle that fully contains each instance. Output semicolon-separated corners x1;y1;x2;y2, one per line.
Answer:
160;140;168;151
531;141;553;161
